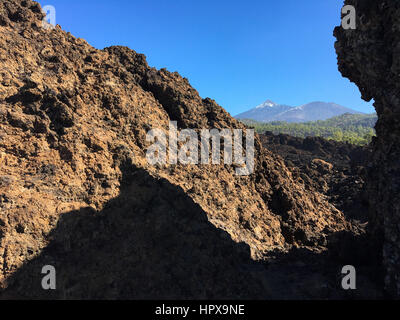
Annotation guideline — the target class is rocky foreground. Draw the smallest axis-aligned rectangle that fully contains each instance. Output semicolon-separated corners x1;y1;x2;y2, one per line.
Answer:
0;0;396;299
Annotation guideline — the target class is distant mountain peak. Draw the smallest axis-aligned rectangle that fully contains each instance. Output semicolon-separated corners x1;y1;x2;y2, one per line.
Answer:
255;100;278;109
235;100;364;123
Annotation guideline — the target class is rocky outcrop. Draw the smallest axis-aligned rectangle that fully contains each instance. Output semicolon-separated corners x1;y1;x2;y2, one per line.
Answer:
0;0;353;298
335;0;400;297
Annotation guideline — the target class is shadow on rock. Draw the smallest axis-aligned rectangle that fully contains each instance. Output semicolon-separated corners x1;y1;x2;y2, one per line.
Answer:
1;166;273;300
0;165;384;300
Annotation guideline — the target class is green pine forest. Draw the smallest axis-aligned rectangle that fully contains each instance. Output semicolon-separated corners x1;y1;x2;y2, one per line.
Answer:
240;113;377;146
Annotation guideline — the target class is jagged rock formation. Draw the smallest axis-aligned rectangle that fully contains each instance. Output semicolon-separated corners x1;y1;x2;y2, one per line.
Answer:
335;0;400;297
0;0;371;299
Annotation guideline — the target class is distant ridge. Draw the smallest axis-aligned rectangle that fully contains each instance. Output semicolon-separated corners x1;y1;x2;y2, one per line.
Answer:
235;100;364;123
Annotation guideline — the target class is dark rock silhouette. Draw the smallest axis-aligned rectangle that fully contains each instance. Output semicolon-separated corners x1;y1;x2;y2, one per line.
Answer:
335;0;400;297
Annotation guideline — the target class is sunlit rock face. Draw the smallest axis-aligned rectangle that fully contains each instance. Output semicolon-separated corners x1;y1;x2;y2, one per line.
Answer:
0;0;352;298
335;0;400;297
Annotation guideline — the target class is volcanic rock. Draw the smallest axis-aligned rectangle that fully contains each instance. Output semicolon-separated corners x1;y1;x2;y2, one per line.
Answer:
0;0;361;299
335;0;400;297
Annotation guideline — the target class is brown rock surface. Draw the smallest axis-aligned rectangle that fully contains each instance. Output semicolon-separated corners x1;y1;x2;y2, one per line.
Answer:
260;132;371;223
0;0;370;299
335;0;400;297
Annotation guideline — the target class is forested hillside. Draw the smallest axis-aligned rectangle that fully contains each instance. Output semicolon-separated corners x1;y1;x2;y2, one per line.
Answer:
241;113;377;145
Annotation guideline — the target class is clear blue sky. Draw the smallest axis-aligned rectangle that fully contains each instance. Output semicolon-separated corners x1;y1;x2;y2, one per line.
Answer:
38;0;375;115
